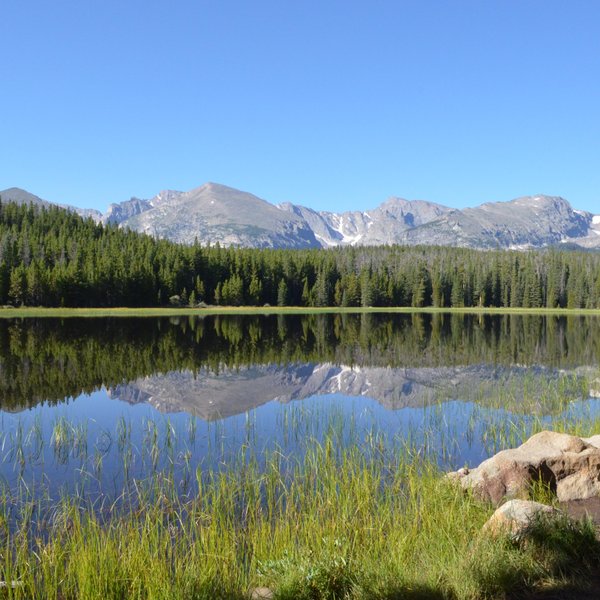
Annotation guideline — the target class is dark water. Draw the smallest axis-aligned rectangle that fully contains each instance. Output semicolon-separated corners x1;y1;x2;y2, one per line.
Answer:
1;313;599;501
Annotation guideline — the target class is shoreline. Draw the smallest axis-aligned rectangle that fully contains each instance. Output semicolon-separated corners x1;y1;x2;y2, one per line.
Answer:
2;305;600;318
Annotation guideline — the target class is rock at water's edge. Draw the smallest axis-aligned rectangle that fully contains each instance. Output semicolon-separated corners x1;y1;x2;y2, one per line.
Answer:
448;430;600;505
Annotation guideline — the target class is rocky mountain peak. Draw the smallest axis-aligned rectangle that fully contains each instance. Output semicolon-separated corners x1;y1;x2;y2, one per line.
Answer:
2;184;599;250
150;189;184;206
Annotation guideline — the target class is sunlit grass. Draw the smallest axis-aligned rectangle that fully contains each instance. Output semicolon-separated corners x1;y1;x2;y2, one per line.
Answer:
0;402;600;599
2;306;600;318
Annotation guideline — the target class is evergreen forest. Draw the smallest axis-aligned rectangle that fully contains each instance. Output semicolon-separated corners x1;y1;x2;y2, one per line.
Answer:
1;200;599;308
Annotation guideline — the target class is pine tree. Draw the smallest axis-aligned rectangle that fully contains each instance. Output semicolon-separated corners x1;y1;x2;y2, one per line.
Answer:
277;279;288;306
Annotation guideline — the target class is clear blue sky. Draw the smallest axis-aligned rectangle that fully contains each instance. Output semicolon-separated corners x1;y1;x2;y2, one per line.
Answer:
1;0;599;213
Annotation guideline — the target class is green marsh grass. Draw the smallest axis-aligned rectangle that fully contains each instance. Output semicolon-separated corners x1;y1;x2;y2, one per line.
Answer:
3;306;600;319
1;403;600;599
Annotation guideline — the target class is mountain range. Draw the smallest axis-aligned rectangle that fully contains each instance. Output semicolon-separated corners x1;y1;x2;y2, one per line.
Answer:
1;183;599;250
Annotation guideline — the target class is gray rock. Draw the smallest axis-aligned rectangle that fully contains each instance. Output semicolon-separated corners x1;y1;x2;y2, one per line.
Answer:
483;499;560;540
102;196;154;224
249;588;274;600
446;467;470;482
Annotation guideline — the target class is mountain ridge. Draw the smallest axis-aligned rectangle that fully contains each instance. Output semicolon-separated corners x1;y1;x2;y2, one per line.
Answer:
1;183;599;251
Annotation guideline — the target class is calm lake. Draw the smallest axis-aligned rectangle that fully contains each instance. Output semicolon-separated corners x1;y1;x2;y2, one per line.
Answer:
1;313;599;504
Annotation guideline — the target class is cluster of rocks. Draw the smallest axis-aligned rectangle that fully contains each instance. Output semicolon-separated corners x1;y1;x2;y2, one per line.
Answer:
448;430;600;537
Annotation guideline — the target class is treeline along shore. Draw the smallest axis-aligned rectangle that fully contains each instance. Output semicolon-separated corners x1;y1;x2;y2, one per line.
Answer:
1;199;600;308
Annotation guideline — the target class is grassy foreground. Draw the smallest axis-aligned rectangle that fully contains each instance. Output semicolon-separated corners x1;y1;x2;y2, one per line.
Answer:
2;305;600;318
2;435;600;600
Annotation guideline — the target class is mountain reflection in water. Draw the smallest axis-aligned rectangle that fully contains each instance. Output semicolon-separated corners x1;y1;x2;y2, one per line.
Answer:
0;313;599;415
0;313;599;501
109;363;596;420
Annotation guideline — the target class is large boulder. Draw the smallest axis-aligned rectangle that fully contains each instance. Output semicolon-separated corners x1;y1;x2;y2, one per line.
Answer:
483;499;560;540
250;588;274;600
449;431;600;505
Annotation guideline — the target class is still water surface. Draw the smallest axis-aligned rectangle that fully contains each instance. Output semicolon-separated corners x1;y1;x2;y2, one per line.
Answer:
1;313;599;502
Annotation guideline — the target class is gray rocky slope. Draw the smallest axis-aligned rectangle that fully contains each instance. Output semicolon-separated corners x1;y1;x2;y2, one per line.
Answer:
0;187;103;221
2;183;599;250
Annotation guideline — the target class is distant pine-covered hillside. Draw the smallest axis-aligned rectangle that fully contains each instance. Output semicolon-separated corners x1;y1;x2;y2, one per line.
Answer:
0;199;599;308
